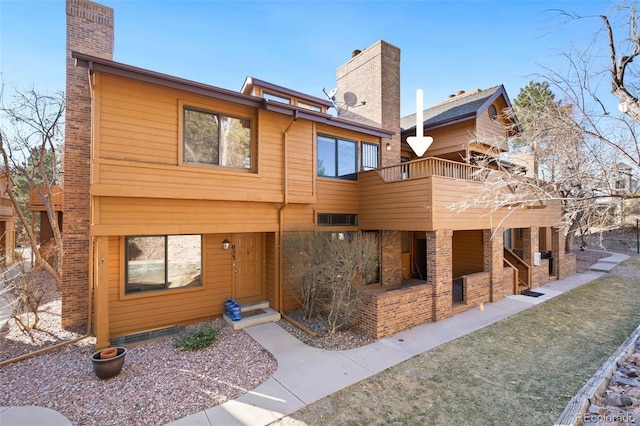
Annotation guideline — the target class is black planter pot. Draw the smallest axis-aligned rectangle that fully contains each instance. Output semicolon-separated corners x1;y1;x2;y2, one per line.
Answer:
91;347;127;379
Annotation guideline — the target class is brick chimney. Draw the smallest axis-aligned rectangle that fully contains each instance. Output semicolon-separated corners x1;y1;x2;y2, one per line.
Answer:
336;40;400;167
63;0;113;327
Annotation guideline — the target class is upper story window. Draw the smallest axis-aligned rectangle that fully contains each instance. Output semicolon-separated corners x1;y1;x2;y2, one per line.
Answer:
317;135;357;180
263;91;291;104
183;106;252;169
361;142;380;171
297;101;322;112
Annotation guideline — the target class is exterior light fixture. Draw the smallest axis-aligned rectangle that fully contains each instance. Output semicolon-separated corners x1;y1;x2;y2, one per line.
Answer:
222;239;230;250
386;143;392;151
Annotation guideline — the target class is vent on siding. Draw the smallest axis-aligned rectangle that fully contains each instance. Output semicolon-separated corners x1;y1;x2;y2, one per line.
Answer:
488;104;498;121
110;325;184;346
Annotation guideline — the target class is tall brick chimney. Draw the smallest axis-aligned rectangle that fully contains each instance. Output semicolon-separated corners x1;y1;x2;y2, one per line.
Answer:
336;40;400;167
63;0;113;327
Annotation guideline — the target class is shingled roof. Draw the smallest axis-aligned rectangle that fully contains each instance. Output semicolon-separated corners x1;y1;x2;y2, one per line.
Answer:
400;85;510;133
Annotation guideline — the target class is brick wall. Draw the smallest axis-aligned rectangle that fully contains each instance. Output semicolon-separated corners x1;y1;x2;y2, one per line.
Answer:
464;272;491;308
63;0;113;327
559;252;577;280
354;283;434;339
381;231;401;287
551;228;576;280
336;40;401;167
427;229;453;321
483;228;504;302
501;267;515;298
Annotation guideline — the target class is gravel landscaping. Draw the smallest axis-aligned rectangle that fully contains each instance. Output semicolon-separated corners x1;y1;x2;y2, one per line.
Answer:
0;290;276;425
0;278;371;425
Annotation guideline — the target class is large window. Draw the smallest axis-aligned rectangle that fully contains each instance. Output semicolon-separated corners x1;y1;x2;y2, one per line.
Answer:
361;142;380;171
125;235;202;294
183;106;251;169
317;135;357;180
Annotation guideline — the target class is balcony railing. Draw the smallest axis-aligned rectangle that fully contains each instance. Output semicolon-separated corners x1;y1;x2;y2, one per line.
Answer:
29;185;63;211
377;157;487;183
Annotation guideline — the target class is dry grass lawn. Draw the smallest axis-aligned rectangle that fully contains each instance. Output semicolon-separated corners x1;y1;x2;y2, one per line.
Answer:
278;256;640;426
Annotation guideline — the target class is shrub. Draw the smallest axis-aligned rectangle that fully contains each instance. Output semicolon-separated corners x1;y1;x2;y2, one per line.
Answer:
283;231;380;333
174;321;221;351
0;260;51;332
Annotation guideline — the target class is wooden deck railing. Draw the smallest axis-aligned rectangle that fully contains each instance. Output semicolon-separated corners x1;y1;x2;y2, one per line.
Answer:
376;157;487;182
29;185;63;211
504;248;530;294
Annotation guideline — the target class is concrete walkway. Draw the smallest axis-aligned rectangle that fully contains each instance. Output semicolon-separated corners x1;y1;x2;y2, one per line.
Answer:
167;256;625;426
1;253;629;426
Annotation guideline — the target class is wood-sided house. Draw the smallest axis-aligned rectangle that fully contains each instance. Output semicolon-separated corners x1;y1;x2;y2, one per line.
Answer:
0;170;15;264
64;0;574;347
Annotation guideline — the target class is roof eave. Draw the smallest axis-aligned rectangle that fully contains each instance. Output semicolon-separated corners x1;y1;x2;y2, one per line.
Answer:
72;51;392;139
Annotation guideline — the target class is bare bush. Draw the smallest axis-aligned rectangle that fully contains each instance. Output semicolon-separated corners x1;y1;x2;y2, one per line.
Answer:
283;231;380;333
0;259;51;332
283;232;326;320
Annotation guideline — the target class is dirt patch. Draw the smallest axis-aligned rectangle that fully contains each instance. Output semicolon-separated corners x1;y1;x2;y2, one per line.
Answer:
278;310;375;351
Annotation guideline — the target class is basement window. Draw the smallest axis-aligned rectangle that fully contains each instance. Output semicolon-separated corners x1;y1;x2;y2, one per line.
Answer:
318;213;358;226
125;235;202;294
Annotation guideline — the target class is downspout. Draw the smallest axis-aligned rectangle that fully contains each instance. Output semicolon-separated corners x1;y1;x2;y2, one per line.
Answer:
278;110;298;313
0;65;97;367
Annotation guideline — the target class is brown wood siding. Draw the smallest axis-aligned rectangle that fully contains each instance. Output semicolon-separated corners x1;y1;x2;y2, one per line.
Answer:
275;114;315;203
360;171;561;232
316;179;359;213
287;121;316;203
421;121;474;159
94;72;291;204
358;171;432;230
282;278;301;313
93;197;279;236
475;98;510;151
265;233;277;309
430;176;562;230
107;234;233;337
282;205;315;232
452;230;484;277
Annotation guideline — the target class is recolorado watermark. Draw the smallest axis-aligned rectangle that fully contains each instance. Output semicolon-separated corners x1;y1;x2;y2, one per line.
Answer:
577;412;636;423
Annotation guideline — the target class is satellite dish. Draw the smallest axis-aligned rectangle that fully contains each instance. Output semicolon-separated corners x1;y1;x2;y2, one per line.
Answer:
343;92;358;107
324;87;339;100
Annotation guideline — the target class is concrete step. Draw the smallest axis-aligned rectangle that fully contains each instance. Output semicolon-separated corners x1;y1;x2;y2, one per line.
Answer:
224;301;281;330
589;262;618;272
240;300;269;312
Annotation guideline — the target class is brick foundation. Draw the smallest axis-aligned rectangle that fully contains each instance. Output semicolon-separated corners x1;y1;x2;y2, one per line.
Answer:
354;283;434;339
464;272;491;308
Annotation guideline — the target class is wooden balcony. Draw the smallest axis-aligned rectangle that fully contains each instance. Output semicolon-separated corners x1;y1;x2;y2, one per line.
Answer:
376;157;486;183
0;197;13;219
359;157;558;231
29;185;63;212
